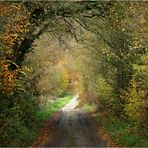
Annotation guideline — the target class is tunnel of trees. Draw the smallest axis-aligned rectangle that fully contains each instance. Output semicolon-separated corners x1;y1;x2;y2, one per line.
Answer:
0;1;148;146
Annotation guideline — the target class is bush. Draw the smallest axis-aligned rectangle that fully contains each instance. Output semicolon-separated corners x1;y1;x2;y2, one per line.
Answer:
95;76;114;109
0;93;38;146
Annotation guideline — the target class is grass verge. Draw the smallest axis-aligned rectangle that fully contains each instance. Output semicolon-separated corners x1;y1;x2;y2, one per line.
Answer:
93;113;148;147
36;94;74;121
29;94;74;146
82;103;148;147
82;103;96;112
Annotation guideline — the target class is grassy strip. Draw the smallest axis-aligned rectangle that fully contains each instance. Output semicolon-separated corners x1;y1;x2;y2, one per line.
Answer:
82;103;96;112
36;94;74;121
94;114;148;147
27;94;74;146
82;103;148;147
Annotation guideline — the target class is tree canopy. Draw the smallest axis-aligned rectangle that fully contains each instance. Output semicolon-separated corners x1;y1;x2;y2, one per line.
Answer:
0;1;147;146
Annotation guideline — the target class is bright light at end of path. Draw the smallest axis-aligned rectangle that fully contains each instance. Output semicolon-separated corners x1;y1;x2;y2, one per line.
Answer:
61;93;80;111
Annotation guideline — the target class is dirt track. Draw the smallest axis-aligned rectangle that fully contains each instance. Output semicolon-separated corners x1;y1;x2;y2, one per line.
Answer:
44;109;106;147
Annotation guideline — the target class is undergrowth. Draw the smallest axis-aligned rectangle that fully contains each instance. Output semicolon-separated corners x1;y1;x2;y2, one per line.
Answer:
82;103;148;147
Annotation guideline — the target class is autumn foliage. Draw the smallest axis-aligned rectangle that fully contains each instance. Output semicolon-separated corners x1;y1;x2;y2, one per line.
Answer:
0;1;147;147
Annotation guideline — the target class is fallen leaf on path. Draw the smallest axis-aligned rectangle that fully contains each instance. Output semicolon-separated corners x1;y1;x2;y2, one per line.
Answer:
30;112;59;147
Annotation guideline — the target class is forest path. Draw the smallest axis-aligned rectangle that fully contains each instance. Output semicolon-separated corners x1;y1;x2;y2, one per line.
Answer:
44;94;107;147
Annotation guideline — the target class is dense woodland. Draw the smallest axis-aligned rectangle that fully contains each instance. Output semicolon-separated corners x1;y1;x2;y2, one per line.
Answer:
0;1;148;146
